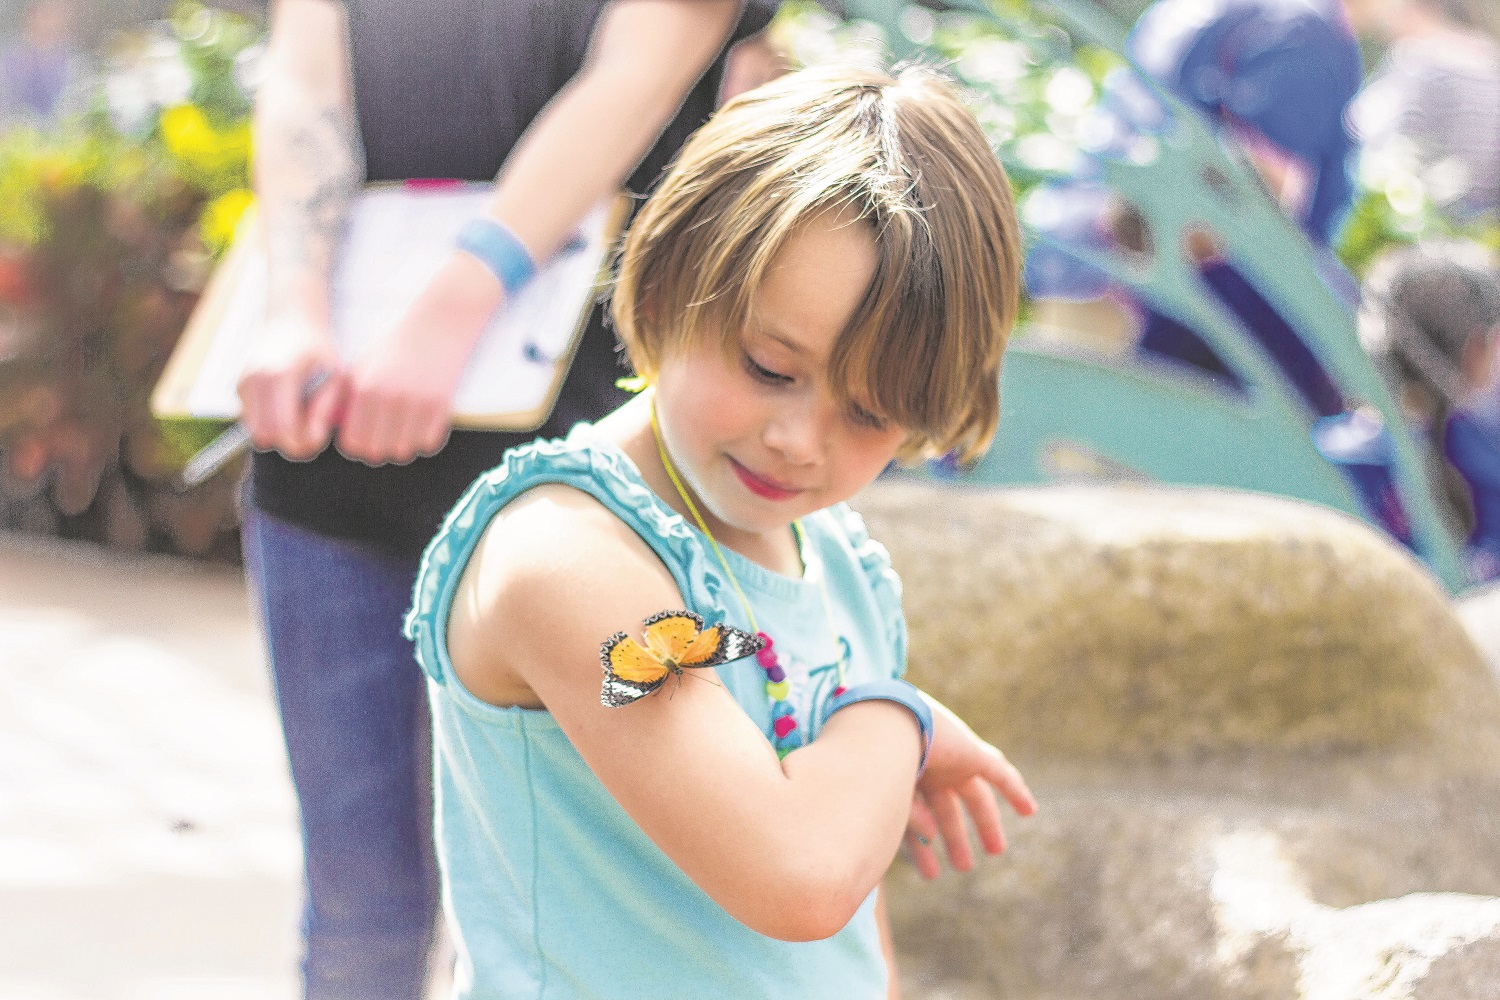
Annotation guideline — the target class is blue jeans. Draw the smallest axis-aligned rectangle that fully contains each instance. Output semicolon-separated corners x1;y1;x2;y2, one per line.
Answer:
242;507;438;1000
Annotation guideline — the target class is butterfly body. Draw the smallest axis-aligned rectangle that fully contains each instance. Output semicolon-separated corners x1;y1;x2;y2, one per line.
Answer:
601;610;765;707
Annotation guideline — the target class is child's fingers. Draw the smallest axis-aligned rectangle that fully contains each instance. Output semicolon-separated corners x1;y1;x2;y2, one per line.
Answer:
904;828;942;880
905;795;941;880
983;747;1038;817
958;775;1007;855
908;793;938;843
929;788;974;872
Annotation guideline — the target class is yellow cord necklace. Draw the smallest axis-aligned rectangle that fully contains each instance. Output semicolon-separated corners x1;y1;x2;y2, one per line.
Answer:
648;397;848;755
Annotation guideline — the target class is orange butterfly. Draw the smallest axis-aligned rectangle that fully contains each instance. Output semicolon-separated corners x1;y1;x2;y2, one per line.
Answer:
600;610;764;707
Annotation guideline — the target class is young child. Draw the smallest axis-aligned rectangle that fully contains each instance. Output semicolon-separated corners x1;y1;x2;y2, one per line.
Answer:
404;64;1036;998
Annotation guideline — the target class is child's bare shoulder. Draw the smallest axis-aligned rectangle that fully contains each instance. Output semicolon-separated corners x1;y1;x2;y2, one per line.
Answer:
476;481;662;575
447;482;681;704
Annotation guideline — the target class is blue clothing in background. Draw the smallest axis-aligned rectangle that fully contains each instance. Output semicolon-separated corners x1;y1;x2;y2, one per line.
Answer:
0;40;85;127
1447;401;1500;580
1129;0;1361;245
404;427;906;999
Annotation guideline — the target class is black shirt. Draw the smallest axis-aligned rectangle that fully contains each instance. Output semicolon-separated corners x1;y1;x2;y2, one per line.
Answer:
247;0;775;558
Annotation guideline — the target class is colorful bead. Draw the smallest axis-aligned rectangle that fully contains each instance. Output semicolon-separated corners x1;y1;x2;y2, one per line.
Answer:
771;701;794;719
765;680;791;701
756;648;779;669
765;664;786;683
833;685;847;697
756;632;774;651
773;716;798;739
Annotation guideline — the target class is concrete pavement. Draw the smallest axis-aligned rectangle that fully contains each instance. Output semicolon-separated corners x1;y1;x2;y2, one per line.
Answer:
0;531;298;999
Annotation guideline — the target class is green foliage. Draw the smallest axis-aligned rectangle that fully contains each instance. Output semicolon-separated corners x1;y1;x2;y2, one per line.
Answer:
774;1;1121;205
0;123;137;247
1335;191;1499;280
166;0;259;128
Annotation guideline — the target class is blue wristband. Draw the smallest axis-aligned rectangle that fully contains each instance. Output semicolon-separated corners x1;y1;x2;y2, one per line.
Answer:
456;218;537;298
823;679;934;777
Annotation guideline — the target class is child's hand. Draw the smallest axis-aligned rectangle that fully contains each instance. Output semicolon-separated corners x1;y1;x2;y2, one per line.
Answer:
902;695;1036;880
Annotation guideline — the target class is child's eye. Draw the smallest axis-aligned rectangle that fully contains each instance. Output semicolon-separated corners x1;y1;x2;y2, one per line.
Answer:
847;403;889;431
742;351;793;385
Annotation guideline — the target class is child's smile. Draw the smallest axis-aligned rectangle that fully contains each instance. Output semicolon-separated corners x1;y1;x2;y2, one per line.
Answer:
727;456;804;501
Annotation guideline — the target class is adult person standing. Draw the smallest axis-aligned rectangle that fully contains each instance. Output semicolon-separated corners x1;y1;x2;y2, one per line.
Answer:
235;2;770;996
1346;0;1500;223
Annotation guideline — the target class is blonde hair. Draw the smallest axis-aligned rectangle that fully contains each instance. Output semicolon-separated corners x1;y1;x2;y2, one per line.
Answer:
611;63;1022;462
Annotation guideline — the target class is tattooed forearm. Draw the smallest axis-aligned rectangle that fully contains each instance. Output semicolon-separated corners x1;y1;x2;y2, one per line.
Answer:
255;93;364;312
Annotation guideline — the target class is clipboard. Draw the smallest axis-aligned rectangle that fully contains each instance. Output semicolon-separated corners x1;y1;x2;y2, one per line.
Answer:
152;181;628;457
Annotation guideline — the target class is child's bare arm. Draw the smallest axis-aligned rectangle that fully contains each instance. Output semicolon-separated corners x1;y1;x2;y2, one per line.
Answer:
447;485;924;942
903;694;1037;880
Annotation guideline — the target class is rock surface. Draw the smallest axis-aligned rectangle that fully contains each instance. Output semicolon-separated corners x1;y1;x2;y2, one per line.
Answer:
855;482;1500;1000
1457;582;1500;682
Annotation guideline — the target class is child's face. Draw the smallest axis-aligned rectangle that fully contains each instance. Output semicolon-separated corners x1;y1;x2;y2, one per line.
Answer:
653;210;907;538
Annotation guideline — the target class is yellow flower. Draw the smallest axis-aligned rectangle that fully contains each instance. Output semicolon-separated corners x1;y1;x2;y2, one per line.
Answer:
199;188;255;256
160;104;251;193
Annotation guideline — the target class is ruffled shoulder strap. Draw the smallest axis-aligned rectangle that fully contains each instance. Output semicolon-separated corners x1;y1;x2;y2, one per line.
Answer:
403;429;731;685
823;502;908;677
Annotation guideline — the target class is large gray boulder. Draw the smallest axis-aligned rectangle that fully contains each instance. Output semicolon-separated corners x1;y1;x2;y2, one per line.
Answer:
855;482;1500;1000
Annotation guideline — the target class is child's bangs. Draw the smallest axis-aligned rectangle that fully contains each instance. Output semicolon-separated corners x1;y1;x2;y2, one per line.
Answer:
826;212;1001;464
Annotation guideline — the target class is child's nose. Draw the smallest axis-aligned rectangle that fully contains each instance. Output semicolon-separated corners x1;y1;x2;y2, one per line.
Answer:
762;395;829;466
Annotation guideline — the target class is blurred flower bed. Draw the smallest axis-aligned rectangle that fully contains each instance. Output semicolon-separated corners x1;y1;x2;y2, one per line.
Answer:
0;1;257;558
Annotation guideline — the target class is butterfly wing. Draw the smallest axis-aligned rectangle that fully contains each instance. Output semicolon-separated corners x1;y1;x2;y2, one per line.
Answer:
688;624;766;668
640;611;706;663
600;632;668;707
678;625;721;665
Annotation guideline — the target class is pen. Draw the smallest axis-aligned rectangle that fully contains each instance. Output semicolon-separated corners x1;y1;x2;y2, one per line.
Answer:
178;369;332;490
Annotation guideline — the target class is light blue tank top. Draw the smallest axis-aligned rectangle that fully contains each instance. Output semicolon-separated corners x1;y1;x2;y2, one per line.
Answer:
404;426;908;999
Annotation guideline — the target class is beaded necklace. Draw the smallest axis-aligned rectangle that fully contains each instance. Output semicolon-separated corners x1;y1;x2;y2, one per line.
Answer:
649;400;847;758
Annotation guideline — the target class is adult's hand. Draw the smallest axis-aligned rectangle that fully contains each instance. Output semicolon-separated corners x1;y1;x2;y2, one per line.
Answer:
335;252;502;465
237;309;346;462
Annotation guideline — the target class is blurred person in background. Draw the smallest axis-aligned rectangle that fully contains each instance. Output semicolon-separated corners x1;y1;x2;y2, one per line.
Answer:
1025;0;1364;414
1347;0;1500;223
235;1;774;996
1129;0;1363;412
1362;240;1500;579
0;0;90;129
